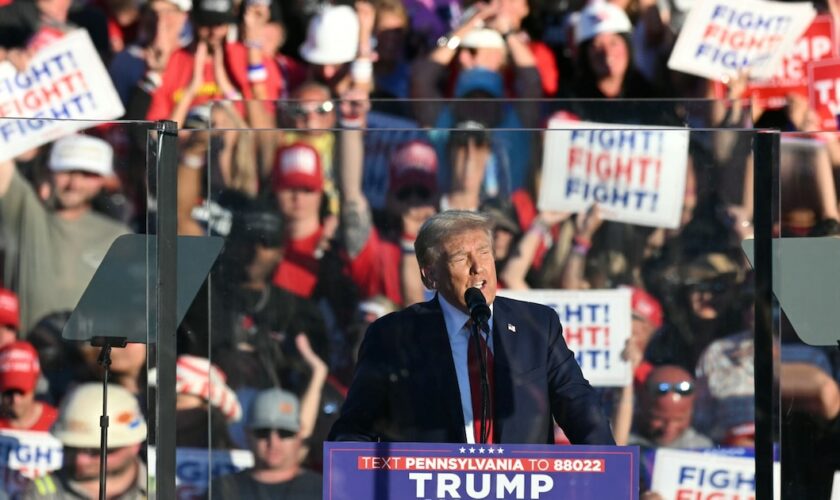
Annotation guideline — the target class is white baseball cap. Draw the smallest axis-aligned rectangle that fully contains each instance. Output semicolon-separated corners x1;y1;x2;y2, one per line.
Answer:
574;1;632;45
154;0;191;12
48;134;114;177
300;5;360;65
52;383;147;448
461;29;506;50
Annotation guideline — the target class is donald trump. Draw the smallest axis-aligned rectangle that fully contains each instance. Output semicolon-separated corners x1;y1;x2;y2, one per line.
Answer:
329;210;614;445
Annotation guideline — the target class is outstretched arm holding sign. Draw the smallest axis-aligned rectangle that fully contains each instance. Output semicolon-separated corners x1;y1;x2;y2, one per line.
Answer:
500;210;568;289
560;205;603;290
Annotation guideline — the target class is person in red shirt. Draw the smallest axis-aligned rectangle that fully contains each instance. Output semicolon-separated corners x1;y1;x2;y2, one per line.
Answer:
0;341;57;432
270;143;330;298
146;0;281;124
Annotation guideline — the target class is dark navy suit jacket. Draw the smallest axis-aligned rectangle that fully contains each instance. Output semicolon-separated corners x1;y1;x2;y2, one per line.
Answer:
328;295;616;445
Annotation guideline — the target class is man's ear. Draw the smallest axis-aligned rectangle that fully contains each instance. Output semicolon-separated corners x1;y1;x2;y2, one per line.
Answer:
420;266;436;290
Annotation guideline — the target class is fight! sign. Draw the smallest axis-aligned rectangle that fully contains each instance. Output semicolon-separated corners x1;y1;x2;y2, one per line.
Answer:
498;289;632;387
0;430;63;496
668;0;815;81
714;15;836;108
808;59;840;130
324;442;638;500
0;30;124;162
0;430;62;478
651;449;755;500
539;119;689;229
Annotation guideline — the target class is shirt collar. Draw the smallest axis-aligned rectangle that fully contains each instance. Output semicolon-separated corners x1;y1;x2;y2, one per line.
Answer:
438;293;493;339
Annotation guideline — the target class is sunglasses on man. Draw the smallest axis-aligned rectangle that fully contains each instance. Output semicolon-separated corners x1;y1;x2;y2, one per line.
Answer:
251;428;297;440
649;380;694;396
289;101;334;119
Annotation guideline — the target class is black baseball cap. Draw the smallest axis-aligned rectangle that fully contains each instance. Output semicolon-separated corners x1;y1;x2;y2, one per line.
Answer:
193;0;236;26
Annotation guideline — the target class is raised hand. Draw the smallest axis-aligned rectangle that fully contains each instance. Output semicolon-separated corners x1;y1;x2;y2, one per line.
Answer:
188;41;209;94
295;333;327;375
242;2;270;48
575;204;603;239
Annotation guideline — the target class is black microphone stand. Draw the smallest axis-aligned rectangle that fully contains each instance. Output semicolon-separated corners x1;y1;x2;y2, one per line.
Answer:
90;335;127;500
470;321;491;444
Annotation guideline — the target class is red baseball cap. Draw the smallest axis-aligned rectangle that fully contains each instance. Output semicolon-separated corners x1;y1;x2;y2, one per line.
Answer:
389;140;438;194
0;341;40;393
629;286;663;329
0;288;20;330
272;143;324;192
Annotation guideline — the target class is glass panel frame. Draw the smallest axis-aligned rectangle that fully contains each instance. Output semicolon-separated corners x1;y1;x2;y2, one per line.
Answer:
166;100;770;498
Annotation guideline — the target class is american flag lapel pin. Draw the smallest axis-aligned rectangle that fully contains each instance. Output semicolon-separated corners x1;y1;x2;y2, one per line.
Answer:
507;323;516;333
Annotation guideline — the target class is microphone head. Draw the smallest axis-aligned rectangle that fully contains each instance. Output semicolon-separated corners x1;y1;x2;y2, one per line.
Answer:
464;287;486;307
464;287;491;325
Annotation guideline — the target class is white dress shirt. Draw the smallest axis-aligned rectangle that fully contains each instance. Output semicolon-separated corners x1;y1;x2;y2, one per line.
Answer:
439;293;494;444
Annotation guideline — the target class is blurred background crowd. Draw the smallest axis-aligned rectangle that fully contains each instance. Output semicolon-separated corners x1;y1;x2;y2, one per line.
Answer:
1;0;840;497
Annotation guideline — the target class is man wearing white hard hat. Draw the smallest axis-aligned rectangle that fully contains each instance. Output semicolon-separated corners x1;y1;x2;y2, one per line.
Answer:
0;134;131;332
299;3;374;96
24;383;148;499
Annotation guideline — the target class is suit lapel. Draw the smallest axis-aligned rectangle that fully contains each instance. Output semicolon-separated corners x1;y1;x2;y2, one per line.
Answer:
419;296;468;443
491;297;530;442
491;299;510;442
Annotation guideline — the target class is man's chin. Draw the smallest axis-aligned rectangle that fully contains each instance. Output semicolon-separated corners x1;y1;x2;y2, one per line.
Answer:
70;468;100;482
55;198;87;211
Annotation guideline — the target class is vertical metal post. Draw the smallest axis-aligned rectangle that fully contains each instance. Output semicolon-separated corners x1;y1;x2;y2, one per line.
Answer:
154;120;178;497
753;130;778;500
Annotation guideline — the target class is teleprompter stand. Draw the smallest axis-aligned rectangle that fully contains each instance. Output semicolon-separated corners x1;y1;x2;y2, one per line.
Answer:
90;335;127;500
63;234;223;500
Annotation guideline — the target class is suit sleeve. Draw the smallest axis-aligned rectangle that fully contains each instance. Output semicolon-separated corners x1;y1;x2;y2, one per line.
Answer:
545;308;616;445
327;321;390;441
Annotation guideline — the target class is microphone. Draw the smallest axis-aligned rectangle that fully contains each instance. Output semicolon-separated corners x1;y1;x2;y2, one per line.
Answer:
464;287;491;330
464;286;492;443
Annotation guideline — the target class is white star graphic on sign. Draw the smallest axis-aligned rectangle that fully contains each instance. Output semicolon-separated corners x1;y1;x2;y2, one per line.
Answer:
497;447;504;454
488;447;495;454
459;447;466;454
469;447;476;454
479;447;486;454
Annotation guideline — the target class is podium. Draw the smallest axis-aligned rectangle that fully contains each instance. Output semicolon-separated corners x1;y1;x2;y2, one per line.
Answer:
323;442;639;499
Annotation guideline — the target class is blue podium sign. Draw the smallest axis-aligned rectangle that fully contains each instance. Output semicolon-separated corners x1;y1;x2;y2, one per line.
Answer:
324;442;639;499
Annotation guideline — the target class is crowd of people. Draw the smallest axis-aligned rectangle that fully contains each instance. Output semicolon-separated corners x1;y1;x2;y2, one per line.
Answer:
1;0;840;497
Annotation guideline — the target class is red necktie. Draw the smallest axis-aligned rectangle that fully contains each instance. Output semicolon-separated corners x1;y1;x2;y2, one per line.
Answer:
468;326;495;444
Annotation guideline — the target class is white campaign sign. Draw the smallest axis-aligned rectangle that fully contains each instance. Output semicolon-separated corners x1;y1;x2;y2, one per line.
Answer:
0;429;63;479
0;30;125;162
538;119;689;229
498;289;632;387
651;448;756;499
668;0;815;81
0;430;63;477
